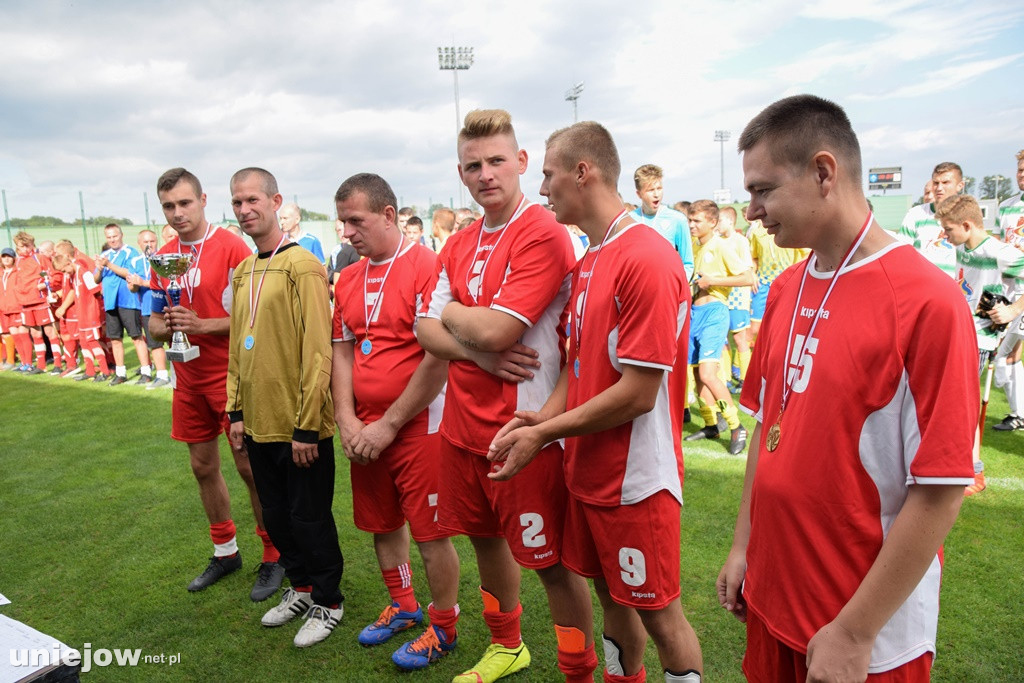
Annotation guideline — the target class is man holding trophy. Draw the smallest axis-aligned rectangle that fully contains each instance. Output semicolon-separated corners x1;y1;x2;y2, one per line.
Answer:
149;167;284;602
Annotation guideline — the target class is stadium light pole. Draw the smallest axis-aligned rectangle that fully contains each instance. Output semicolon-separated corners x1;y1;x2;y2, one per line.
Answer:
79;191;89;254
715;130;730;191
565;82;584;122
438;46;474;208
2;190;12;248
144;192;151;228
993;175;1005;204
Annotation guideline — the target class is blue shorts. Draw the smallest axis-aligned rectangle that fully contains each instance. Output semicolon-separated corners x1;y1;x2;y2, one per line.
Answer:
728;307;750;333
751;281;771;321
689;301;729;365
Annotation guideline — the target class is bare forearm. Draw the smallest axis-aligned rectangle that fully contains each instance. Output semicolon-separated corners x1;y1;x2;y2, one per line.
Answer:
533;365;662;443
149;312;171;343
441;301;526;352
380;354;448;431
417;317;473;361
833;484;964;640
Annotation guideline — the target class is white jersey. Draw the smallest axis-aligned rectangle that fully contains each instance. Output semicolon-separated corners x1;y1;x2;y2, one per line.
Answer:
898;203;956;278
955;235;1024;351
997;192;1024;252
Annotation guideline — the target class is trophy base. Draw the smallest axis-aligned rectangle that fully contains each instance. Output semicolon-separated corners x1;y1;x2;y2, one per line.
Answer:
167;346;200;363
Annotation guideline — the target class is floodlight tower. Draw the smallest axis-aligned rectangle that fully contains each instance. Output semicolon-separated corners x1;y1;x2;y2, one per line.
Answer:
565;82;584;122
438;46;474;207
715;130;730;191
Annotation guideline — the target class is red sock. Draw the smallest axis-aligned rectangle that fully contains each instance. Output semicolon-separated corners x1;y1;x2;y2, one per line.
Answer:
382;563;417;613
32;335;46;369
428;603;460;642
294;585;312;593
481;586;522;648
12;331;32;365
209;520;238;557
557;625;597;682
63;337;78;368
604;668;646;683
256;526;280;563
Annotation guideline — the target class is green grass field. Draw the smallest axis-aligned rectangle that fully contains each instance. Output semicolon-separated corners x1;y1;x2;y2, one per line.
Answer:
1;365;1022;682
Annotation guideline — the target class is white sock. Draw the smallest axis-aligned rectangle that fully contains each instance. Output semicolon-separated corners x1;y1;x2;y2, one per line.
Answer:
157;370;169;380
994;356;1009;388
140;364;152;377
1006;361;1023;416
115;365;127;377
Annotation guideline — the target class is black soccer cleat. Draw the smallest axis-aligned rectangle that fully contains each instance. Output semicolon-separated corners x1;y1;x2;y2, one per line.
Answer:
683;426;721;442
251;561;285;602
992;414;1024;431
188;553;243;592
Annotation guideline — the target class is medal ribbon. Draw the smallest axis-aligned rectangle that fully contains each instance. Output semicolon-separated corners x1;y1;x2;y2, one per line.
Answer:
466;194;528;304
179;222;211;306
778;212;874;417
247;234;288;330
573;209;629;359
362;236;405;345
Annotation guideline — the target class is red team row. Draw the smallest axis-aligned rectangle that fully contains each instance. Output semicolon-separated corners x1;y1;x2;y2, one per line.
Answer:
6;95;984;683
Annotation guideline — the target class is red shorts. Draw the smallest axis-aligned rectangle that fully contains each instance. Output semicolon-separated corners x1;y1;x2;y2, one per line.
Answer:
0;311;21;333
79;325;104;343
437;438;566;569
171;390;230;443
743;608;933;682
59;317;79;338
350;431;449;542
21;305;54;327
562;489;681;609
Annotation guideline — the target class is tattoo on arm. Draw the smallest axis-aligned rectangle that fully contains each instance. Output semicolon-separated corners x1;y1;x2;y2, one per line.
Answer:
443;317;480;350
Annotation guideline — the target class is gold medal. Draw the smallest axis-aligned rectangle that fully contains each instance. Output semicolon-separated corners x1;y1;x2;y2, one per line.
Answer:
766;419;781;452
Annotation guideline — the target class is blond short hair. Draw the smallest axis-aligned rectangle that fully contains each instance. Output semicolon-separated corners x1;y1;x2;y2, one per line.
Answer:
458;109;518;148
633;164;663;191
935;194;982;226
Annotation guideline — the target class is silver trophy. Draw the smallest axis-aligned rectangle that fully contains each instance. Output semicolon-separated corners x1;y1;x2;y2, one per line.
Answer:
149;252;200;362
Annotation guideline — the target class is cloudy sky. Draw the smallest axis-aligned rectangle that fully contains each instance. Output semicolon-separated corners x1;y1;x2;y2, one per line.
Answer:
1;0;1021;226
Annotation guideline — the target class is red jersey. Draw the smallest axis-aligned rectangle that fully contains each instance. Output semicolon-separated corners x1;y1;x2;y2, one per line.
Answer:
564;223;689;507
149;226;252;394
0;268;19;314
738;243;977;672
423;202;575;454
15;253;51;308
71;263;104;328
333;242;443;437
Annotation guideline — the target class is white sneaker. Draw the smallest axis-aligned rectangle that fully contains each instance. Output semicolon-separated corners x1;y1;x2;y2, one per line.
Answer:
293;603;344;648
261;588;312;627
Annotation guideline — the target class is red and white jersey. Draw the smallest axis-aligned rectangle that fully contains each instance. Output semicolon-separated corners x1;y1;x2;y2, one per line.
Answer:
422;202;575;454
149;226;252;394
738;242;977;672
70;263;104;328
565;223;689;506
333;241;443;437
0;268;19;314
15;253;50;308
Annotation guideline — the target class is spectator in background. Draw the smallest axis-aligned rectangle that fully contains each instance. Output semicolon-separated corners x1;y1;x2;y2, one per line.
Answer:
95;223;150;385
327;219;360;290
52;250;111;381
13;231;63;374
897;162;962;278
0;247;21;370
404;216;425;245
630;164;694;281
280;202;325;264
397;207;415;234
128;229;170;387
430;208;455;253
